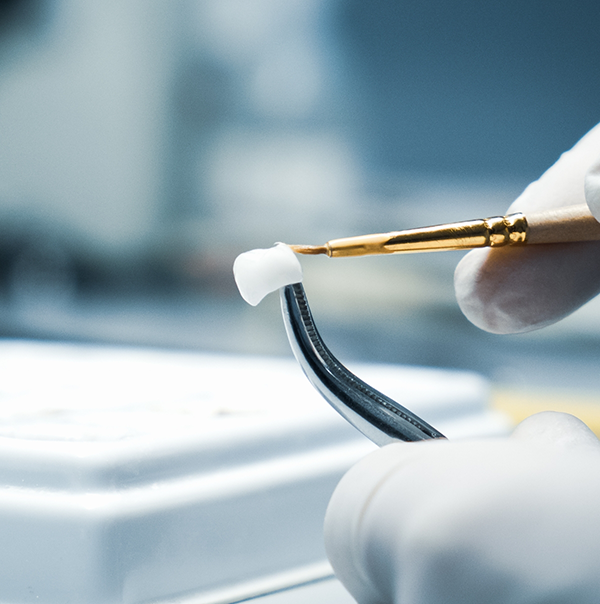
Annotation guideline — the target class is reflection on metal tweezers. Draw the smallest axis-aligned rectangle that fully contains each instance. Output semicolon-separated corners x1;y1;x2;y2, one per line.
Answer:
280;283;446;446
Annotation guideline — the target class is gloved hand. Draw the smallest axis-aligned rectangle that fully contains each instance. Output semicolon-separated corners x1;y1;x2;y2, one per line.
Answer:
455;123;600;333
324;412;600;604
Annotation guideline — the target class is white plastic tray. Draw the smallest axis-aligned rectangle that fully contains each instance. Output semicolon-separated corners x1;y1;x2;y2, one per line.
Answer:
0;340;508;603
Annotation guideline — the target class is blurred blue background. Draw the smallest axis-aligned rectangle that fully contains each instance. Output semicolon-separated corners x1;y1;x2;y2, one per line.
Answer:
0;0;599;395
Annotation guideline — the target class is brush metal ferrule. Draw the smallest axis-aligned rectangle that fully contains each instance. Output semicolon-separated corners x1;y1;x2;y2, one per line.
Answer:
325;212;528;257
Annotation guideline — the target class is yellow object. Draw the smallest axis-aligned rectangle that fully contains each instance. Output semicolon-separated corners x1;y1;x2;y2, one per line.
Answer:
492;388;600;437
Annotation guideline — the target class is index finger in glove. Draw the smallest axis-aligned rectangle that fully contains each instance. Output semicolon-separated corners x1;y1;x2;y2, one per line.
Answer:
454;123;600;334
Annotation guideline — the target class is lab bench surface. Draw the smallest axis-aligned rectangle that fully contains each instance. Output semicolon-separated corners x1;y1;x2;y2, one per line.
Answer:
250;578;355;604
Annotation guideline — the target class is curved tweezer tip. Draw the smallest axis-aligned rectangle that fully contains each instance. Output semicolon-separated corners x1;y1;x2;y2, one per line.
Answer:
280;283;446;446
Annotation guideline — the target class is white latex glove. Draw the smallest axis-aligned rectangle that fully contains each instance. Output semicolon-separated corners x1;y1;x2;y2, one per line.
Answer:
455;123;600;333
324;412;600;604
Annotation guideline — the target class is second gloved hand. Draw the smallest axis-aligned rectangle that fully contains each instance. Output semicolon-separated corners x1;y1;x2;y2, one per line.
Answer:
324;412;600;604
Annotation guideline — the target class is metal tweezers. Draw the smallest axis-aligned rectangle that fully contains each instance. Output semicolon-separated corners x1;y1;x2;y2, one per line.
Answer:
281;283;446;446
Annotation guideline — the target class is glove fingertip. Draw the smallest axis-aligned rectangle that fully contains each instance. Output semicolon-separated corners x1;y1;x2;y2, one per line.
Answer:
454;249;534;334
585;161;600;222
512;411;600;453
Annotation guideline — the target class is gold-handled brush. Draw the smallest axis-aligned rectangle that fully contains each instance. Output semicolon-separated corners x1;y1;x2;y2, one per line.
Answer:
289;203;600;258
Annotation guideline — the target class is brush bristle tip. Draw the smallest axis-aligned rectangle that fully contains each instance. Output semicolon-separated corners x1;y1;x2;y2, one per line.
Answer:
288;244;328;256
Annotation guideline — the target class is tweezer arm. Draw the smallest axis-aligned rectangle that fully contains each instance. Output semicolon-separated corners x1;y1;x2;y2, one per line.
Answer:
280;283;446;446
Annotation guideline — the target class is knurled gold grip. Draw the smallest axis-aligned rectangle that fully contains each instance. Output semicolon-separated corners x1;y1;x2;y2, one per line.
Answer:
483;213;528;247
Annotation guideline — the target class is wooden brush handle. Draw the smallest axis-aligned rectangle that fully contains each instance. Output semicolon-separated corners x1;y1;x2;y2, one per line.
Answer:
526;204;600;244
